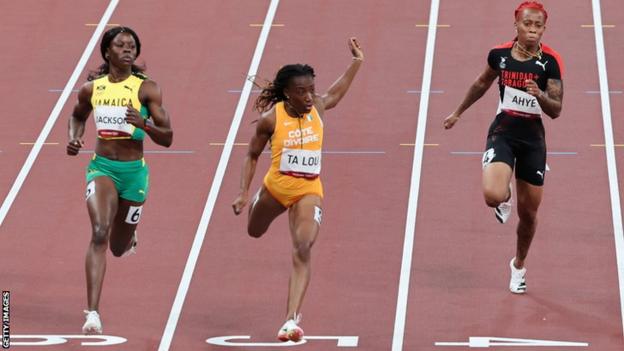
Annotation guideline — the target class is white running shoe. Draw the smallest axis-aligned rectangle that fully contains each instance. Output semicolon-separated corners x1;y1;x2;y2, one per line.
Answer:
277;313;303;342
509;257;527;294
495;184;513;224
82;310;102;335
121;231;138;257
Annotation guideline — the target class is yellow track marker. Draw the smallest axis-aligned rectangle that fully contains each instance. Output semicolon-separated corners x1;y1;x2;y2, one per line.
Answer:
581;24;615;28
249;23;284;27
85;23;120;27
20;142;59;145
590;144;624;147
209;142;248;146
416;24;450;28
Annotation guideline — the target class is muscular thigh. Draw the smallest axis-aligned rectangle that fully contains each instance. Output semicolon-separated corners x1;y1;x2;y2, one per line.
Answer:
514;139;546;186
288;195;322;243
483;135;516;170
248;186;287;232
483;135;514;194
516;179;543;217
86;176;119;230
110;198;144;246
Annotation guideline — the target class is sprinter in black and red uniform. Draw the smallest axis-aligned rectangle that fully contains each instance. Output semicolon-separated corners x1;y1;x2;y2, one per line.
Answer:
443;1;563;294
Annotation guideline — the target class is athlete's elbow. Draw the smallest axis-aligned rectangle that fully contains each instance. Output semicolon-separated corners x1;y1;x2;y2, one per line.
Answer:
152;135;173;148
159;134;173;147
548;108;562;119
324;99;338;110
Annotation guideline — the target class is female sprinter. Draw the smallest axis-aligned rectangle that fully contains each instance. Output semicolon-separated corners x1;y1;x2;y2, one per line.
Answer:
443;1;563;294
67;26;173;334
232;38;364;341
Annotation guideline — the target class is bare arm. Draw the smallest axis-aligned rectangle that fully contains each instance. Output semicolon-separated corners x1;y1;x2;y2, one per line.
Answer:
67;82;93;155
232;111;275;215
527;78;563;119
317;38;364;114
133;80;173;147
443;65;498;129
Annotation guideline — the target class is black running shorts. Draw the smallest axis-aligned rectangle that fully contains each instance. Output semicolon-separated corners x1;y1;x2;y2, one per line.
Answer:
483;134;546;186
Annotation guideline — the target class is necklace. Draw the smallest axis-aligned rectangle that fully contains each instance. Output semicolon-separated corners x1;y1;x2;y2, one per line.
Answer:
284;100;304;118
514;41;542;60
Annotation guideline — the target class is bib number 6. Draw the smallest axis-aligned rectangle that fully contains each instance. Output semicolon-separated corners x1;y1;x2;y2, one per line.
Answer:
125;206;143;225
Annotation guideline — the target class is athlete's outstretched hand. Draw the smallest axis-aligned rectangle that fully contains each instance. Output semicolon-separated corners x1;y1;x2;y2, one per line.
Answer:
67;139;84;156
349;37;364;61
443;112;460;129
232;193;248;215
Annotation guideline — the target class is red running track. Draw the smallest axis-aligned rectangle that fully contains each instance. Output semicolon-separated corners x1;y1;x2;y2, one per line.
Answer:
402;1;624;350
0;0;623;350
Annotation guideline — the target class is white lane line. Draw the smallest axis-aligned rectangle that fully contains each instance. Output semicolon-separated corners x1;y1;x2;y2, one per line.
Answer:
592;0;624;337
0;0;119;227
156;1;280;350
392;0;439;350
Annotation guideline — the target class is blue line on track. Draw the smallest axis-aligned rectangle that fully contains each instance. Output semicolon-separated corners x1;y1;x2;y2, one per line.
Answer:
260;150;386;155
78;150;195;154
450;151;577;156
323;150;386;154
227;89;261;93
48;89;79;93
586;90;622;94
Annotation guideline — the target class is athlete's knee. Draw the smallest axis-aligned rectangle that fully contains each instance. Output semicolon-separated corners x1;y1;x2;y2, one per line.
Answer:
247;224;267;238
483;188;508;208
90;223;110;247
517;206;538;224
292;240;314;263
110;243;126;257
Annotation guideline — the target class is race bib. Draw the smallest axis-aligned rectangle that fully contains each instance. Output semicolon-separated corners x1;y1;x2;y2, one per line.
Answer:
499;86;542;118
279;148;321;178
94;105;134;139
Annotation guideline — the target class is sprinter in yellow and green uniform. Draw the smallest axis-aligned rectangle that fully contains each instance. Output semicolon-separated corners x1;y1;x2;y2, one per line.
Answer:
86;73;151;202
67;26;173;335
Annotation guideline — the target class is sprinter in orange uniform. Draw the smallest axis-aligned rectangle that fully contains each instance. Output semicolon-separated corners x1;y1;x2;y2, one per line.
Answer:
232;38;363;342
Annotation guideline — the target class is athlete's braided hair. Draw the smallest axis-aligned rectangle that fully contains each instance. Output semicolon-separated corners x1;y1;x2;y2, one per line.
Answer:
514;1;548;23
88;26;146;81
253;64;315;113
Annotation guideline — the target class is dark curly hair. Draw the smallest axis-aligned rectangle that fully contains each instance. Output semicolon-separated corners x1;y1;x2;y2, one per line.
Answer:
253;64;315;112
88;26;145;81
